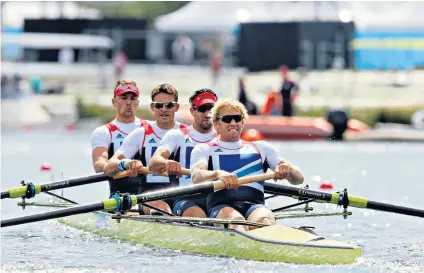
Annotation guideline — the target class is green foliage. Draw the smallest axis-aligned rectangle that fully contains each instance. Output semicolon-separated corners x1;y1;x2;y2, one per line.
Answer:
76;95;421;127
297;106;423;126
79;1;189;22
76;96;153;123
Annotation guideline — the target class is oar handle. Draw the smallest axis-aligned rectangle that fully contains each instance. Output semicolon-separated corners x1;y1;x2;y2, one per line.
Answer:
113;168;191;179
213;172;276;191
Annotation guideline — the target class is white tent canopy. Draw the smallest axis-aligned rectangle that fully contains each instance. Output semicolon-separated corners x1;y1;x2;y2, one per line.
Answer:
2;33;114;49
154;1;424;33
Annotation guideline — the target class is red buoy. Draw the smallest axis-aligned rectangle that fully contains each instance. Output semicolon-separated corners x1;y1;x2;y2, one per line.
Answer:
241;129;264;141
23;125;34;131
319;180;334;190
40;162;52;171
65;123;76;131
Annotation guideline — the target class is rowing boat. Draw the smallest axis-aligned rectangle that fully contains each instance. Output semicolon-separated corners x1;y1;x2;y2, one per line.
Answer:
3;172;423;266
58;211;361;265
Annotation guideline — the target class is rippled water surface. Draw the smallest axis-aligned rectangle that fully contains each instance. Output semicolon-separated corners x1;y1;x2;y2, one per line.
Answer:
1;130;423;273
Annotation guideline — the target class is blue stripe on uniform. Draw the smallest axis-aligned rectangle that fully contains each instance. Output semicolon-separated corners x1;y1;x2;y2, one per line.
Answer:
219;153;261;173
237;163;262;178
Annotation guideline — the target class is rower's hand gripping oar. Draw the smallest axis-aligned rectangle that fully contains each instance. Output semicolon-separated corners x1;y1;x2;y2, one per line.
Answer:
264;182;424;219
0;168;191;200
1;172;275;228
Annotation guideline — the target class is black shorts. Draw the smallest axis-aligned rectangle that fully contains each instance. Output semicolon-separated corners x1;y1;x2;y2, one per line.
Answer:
208;201;268;219
172;195;207;216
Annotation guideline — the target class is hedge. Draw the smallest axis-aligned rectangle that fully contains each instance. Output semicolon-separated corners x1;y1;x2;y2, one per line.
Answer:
76;97;422;127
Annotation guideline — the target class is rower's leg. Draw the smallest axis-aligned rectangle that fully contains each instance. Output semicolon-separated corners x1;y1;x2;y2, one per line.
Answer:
142;200;172;215
173;199;207;218
210;205;247;232
246;205;276;231
182;207;207;218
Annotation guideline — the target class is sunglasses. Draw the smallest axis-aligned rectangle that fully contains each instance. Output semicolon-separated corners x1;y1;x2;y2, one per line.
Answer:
152;102;178;109
217;114;242;123
192;104;214;113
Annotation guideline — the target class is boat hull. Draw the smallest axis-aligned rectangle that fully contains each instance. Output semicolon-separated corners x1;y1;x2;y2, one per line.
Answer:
175;107;368;141
58;212;361;265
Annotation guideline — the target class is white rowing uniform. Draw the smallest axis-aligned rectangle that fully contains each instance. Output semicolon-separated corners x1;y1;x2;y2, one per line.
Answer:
117;121;187;193
190;139;284;216
158;126;216;215
91;118;146;197
159;125;217;186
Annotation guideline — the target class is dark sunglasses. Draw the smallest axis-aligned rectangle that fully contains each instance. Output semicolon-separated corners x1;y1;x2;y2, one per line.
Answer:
217;114;242;123
192;104;214;113
152;102;178;109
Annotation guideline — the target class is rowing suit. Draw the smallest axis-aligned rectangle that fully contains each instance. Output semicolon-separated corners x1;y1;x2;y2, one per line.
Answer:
190;139;284;218
91;118;147;197
116;121;187;213
158;126;217;216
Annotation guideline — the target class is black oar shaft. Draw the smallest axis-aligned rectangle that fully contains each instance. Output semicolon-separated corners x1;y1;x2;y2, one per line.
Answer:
1;203;104;228
264;182;424;219
1;173;108;199
1;191;10;199
1;173;275;228
367;200;424;218
136;182;214;204
40;173;107;191
1;168;191;200
1;182;215;228
264;182;333;202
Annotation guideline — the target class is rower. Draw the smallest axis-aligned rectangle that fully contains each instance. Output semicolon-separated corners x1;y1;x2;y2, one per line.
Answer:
90;80;147;197
103;83;186;215
190;99;304;231
149;88;218;218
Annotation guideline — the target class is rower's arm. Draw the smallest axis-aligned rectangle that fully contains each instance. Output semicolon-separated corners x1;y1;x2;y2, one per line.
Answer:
103;153;126;177
190;143;217;184
91;126;111;173
92;147;109;173
103;128;144;176
191;163;220;184
150;129;182;173
149;147;171;174
279;160;304;185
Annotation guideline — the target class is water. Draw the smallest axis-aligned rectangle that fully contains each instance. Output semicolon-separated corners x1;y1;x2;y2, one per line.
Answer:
1;129;424;273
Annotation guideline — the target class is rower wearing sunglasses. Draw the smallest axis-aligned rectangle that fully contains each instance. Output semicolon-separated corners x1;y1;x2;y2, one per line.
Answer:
190;99;304;231
103;83;186;215
149;88;218;218
91;80;147;197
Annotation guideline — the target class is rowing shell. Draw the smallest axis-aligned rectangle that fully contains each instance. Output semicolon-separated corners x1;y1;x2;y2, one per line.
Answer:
58;211;361;265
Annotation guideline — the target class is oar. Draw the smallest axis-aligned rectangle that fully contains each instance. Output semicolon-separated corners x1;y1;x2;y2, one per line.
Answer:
1;172;275;228
264;182;424;218
1;168;191;200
